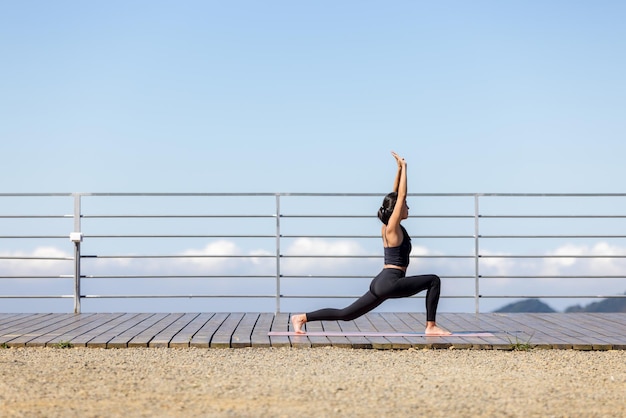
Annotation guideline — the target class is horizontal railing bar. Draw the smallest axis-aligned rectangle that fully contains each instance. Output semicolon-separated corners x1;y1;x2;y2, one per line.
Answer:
480;215;626;218
82;254;474;259
476;193;626;197
0;295;74;299
76;192;283;197
80;192;468;197
83;275;275;279
81;255;276;259
0;274;474;280
280;235;474;239
478;295;626;299
481;235;626;239
0;236;69;239
279;295;469;299
7;274;619;280
6;213;624;220
0;193;75;197
281;255;474;259
279;294;626;300
0;215;73;219
480;275;626;279
85;234;276;239
83;214;276;218
281;275;474;279
81;294;277;298
3;192;626;197
479;255;626;258
2;274;619;280
2;294;623;300
0;256;73;260
282;214;473;219
82;234;475;239
79;294;465;299
0;276;72;279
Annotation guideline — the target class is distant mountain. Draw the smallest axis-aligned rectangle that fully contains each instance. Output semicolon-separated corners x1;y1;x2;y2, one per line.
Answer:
493;299;556;313
564;293;626;313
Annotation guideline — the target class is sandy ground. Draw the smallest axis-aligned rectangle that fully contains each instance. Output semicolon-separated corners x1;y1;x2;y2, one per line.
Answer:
0;347;624;418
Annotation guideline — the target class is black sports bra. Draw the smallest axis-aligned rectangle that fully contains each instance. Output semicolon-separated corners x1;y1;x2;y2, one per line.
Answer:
383;225;412;267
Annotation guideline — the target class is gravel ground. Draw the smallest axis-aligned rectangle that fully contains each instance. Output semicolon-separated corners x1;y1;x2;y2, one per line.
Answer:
0;347;624;418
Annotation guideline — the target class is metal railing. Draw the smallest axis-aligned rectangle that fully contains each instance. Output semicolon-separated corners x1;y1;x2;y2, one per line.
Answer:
1;193;625;313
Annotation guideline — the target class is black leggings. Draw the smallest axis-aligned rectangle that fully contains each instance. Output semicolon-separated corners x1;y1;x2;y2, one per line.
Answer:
306;269;442;323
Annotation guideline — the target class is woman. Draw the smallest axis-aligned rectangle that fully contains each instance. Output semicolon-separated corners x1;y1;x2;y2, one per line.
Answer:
291;151;451;335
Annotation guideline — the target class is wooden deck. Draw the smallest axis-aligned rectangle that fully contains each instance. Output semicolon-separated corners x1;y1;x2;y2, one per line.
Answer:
0;312;624;350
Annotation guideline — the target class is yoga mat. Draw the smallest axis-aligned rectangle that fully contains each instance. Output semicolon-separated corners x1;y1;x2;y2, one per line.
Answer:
268;331;494;337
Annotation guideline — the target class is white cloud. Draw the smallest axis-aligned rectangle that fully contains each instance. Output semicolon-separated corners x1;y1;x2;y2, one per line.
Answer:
281;238;372;275
2;240;625;312
0;247;72;276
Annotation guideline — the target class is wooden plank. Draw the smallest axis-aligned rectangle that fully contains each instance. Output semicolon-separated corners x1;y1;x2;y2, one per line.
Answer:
210;313;245;348
0;313;52;332
4;314;77;347
353;315;392;349
301;318;331;348
500;314;572;349
480;314;540;350
107;313;169;348
394;313;467;349
590;313;626;333
25;314;100;347
88;313;155;348
318;320;351;348
592;313;626;332
520;313;592;350
590;313;626;349
231;313;260;348
337;318;372;349
127;313;185;348
190;313;229;348
1;312;625;350
149;313;200;348
75;313;142;347
431;313;477;349
479;313;547;350
250;313;274;348
269;313;291;348
442;313;497;349
0;314;52;339
0;313;27;328
45;314;122;347
534;313;612;350
567;313;626;348
587;313;626;349
390;313;431;348
169;313;215;348
465;314;521;349
368;313;411;349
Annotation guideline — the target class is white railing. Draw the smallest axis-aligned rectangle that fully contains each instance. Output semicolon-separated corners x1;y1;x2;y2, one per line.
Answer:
1;193;625;313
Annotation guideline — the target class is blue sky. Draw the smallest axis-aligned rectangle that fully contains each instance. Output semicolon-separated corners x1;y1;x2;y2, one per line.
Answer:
2;1;625;193
1;2;626;314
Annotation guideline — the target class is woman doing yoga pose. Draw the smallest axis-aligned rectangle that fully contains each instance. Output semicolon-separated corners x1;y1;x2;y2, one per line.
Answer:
291;152;451;335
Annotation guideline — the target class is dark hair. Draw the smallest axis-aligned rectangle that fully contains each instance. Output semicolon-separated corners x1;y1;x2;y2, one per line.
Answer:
377;192;398;225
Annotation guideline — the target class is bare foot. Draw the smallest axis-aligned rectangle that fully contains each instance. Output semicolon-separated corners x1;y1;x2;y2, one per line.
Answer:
291;314;307;334
425;324;452;336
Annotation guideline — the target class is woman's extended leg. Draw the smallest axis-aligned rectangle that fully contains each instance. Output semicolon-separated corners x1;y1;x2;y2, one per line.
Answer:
291;290;385;334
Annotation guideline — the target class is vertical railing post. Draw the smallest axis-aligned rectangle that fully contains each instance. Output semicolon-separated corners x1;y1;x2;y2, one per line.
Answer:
70;193;83;314
275;194;281;314
474;194;480;314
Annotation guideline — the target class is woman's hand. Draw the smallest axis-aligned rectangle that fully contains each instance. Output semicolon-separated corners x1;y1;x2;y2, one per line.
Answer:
391;151;406;167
